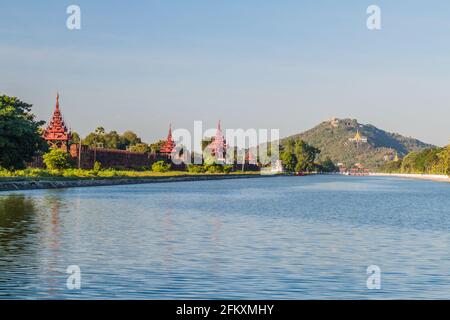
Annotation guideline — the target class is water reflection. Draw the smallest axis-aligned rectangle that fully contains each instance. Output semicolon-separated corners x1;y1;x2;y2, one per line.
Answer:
0;195;36;254
0;176;450;299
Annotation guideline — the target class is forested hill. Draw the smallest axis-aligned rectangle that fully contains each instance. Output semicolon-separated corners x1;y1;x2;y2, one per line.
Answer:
282;118;434;169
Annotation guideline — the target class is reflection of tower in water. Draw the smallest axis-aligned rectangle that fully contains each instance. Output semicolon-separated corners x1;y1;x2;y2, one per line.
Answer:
41;195;65;296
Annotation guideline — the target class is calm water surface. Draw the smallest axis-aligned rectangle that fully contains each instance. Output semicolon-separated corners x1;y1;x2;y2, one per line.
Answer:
0;175;449;299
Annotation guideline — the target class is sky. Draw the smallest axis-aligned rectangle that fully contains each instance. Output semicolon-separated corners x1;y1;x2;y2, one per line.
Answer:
1;0;449;146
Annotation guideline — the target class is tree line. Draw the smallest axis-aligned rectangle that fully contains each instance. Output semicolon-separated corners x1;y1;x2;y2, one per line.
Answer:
379;147;450;175
71;127;160;153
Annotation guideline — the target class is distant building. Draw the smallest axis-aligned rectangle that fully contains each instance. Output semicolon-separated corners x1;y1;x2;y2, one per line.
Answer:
159;124;176;155
349;163;370;175
329;117;340;128
43;93;72;150
394;152;400;162
206;121;227;163
348;129;367;143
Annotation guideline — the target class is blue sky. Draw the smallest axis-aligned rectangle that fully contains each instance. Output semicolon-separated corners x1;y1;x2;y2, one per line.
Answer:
1;0;449;146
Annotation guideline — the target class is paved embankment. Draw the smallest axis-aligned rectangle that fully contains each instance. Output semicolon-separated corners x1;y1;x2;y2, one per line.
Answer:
370;173;450;183
0;174;275;192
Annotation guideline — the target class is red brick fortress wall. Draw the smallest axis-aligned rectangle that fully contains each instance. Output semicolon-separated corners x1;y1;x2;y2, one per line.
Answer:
70;145;156;170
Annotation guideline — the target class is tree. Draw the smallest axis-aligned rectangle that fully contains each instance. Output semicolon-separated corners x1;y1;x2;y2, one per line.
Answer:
294;139;319;172
280;138;320;173
401;152;418;173
82;128;145;150
70;131;81;145
378;159;402;173
95;126;105;135
149;140;166;153
121;130;141;149
0;95;47;169
43;149;73;170
84;126;106;148
280;151;297;172
436;146;450;175
319;157;337;172
129;143;150;153
104;130;121;149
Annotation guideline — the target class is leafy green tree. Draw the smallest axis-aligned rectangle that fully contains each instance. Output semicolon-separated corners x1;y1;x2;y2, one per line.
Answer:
129;143;150;153
83;132;97;147
121;130;141;149
280;138;319;172
378;160;402;173
149;140;166;153
104;130;121;149
436;146;450;175
319;157;337;172
43;149;73;170
280;151;297;172
0;95;47;169
151;160;171;172
70;131;81;145
84;126;106;147
401;152;418;173
82;128;144;150
294;139;320;172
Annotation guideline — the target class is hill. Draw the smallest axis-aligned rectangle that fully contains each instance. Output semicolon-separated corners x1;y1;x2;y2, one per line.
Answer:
282;118;434;169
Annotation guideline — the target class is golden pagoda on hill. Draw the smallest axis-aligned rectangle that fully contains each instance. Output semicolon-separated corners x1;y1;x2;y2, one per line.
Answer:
348;129;367;143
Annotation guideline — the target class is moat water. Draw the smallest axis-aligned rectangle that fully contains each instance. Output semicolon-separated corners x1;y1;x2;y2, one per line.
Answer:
0;175;449;299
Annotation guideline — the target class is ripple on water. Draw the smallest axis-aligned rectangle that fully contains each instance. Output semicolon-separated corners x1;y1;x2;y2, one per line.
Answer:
0;175;449;299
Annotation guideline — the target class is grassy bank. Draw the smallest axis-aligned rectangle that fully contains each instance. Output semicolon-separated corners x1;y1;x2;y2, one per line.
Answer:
0;167;261;182
0;170;268;192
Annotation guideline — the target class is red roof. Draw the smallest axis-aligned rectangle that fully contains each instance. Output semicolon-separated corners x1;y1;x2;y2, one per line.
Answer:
43;93;71;142
160;124;176;154
208;121;226;156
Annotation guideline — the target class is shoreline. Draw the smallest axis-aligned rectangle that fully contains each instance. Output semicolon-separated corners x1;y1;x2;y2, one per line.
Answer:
0;174;277;192
369;172;450;183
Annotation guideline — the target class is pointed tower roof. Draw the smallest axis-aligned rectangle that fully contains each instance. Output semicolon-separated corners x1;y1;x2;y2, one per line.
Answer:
394;152;400;162
208;120;227;159
160;123;176;154
43;93;71;143
354;129;362;141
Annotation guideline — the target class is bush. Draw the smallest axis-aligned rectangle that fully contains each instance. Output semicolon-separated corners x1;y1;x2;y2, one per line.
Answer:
43;149;73;170
151;160;171;173
97;169;119;177
187;164;205;173
223;165;233;174
204;164;224;174
93;161;102;172
22;168;53;177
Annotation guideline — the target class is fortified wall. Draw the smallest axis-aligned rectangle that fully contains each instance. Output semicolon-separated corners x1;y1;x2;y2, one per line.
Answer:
31;145;185;170
69;145;159;170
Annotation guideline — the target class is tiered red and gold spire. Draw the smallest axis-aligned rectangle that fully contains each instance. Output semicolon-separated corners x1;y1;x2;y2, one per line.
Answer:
43;93;71;149
160;124;176;154
208;120;227;159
